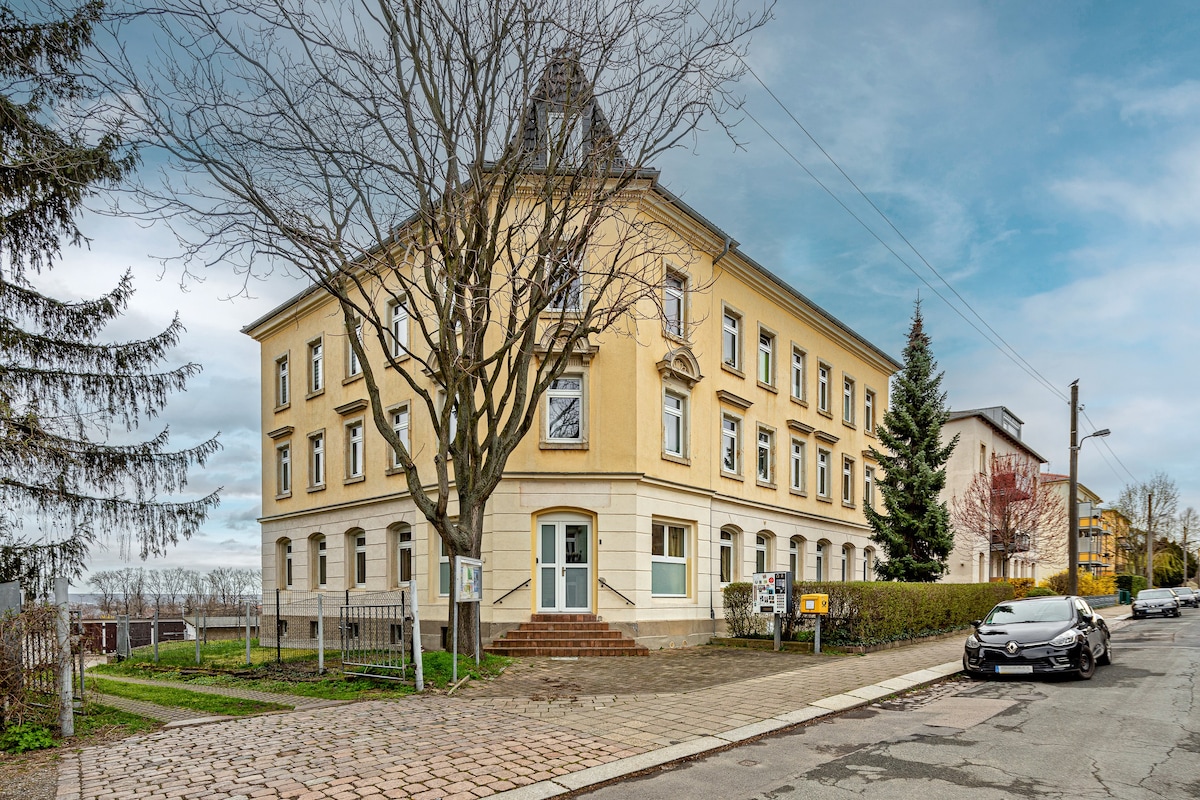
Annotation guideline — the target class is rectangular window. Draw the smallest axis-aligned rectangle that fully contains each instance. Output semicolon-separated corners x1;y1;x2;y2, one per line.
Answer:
789;539;800;577
391;405;409;468
864;389;875;433
864;466;875;509
546;377;583;441
651;522;688;596
389;299;409;358
397;528;413;584
721;414;741;475
308;339;323;394
791;347;806;401
790;439;806;492
546;252;582;312
276;443;291;496
316;538;327;588
663;273;685;337
818;363;830;412
757;329;775;386
842;456;855;505
347;320;363;377
817;448;831;498
663;390;685;457
719;530;734;584
346;422;364;479
309;432;325;488
843;377;855;424
755;535;768;574
354;533;367;588
284;542;293;589
438;538;450;596
722;309;741;370
275;355;289;407
756;427;774;484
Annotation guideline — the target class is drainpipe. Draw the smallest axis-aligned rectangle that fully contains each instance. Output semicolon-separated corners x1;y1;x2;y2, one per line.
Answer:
712;236;734;267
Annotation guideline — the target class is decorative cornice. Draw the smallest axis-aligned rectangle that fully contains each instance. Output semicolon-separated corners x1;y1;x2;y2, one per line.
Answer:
786;419;814;435
335;399;369;416
814;430;840;445
656;347;704;389
266;425;294;440
715;389;752;410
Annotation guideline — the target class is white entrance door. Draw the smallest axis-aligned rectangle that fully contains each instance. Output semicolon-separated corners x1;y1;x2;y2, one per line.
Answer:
537;518;591;612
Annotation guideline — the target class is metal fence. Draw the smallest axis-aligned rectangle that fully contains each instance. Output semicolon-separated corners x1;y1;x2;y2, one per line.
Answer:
261;589;412;666
340;602;414;681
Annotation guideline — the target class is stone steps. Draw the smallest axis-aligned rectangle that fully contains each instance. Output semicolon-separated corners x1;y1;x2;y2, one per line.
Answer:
486;613;649;657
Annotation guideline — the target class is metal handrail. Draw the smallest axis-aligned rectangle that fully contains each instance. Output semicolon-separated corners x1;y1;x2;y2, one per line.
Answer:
492;578;531;605
599;577;635;606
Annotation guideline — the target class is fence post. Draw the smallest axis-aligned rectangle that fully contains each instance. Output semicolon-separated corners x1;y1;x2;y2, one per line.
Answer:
245;599;252;666
276;587;281;665
54;578;74;737
409;579;423;692
317;593;324;675
194;612;201;665
153;609;159;664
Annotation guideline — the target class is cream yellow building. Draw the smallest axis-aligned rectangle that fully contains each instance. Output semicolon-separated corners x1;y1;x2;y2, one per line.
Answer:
244;90;898;650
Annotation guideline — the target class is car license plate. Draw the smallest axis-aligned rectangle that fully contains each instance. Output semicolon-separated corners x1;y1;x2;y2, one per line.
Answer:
995;665;1033;674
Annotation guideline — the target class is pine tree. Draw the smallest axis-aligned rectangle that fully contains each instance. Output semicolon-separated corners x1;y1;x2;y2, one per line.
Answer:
865;301;958;581
0;1;220;599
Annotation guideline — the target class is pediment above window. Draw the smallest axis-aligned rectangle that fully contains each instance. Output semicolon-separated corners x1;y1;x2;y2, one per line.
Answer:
656;347;703;389
534;324;599;366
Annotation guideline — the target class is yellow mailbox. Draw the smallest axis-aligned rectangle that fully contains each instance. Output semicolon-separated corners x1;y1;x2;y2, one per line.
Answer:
800;593;829;615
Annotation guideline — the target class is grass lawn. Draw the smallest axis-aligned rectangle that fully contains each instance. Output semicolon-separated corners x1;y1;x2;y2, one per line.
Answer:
75;703;164;734
87;677;291;716
89;642;510;701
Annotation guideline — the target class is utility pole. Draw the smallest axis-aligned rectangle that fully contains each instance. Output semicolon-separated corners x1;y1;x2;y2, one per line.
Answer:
1068;381;1080;596
1146;491;1154;587
1182;516;1190;586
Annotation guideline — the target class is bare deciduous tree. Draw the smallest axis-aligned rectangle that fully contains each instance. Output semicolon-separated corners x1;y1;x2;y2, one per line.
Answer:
952;454;1066;580
1115;472;1178;579
99;0;770;652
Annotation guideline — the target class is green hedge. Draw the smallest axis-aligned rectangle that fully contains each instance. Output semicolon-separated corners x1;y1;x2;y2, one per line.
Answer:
1115;574;1148;595
791;581;1015;646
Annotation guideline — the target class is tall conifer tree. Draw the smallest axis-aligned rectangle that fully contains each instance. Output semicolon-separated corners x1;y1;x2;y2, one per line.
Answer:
865;301;958;581
0;1;219;598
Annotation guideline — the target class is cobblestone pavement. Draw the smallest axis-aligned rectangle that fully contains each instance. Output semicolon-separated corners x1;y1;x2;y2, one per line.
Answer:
58;608;1129;800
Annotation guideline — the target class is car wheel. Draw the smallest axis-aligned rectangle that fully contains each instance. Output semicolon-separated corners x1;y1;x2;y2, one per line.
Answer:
1077;646;1096;680
1097;636;1112;666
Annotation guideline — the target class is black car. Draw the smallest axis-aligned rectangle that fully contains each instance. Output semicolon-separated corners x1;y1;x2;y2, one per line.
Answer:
963;595;1111;680
1131;588;1181;618
1172;587;1199;609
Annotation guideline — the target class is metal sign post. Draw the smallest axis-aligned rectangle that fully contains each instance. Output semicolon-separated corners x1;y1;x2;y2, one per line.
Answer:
452;557;484;682
409;579;424;691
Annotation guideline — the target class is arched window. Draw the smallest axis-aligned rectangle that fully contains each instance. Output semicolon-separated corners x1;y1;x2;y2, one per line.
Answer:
392;523;413;585
719;527;738;584
862;548;874;581
815;541;826;581
789;537;804;579
346;529;367;588
755;534;769;574
310;534;327;589
841;545;854;582
279;538;293;589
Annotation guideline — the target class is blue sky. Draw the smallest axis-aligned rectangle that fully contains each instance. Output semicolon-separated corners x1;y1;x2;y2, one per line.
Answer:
37;1;1200;578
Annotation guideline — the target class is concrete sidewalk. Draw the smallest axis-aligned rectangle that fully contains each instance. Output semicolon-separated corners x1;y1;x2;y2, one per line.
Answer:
56;607;1130;800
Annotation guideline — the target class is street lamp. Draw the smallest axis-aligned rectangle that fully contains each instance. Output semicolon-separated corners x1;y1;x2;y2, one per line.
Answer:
1068;379;1109;596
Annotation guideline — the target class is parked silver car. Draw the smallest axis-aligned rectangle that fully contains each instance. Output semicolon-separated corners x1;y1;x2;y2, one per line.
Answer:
1131;588;1180;618
1172;586;1199;609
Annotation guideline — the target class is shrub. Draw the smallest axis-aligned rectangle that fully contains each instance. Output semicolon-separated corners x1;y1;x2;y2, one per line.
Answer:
0;722;56;754
1004;578;1035;598
790;581;1013;646
1116;574;1148;596
1024;586;1055;597
1041;571;1118;596
721;582;763;638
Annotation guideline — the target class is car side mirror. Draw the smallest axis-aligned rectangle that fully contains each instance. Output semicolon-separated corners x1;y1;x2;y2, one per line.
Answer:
971;619;982;628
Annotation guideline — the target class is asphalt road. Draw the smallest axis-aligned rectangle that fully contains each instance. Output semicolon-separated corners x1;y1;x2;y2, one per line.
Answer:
577;611;1200;799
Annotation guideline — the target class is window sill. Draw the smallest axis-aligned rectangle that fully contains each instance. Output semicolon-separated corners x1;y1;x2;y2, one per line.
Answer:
790;396;808;407
843;501;856;509
384;354;411;369
720;363;745;379
721;471;744;482
789;488;808;499
816;495;833;504
756;479;776;490
757;381;778;394
662;452;691;466
344;475;366;485
274;402;291;413
842;420;857;430
343;373;363;386
275;491;292;500
307;484;326;494
540;440;589;450
817;409;833;419
663;329;688;345
385;465;407;476
306;388;325;401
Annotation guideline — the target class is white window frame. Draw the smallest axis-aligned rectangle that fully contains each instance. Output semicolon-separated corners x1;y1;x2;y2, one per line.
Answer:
282;540;293;589
390;404;410;468
438;536;451;596
395;524;413;585
663;272;685;338
346;421;365;480
842;455;855;506
721;307;741;371
663;388;687;458
862;548;873;581
864;389;875;433
864;466;875;509
755;534;768;574
817;448;831;499
721;414;741;476
347;320;363;378
757;328;775;386
789;537;802;578
276;442;291;497
843;376;855;424
842;545;851;582
818;363;830;413
651;521;688;597
308;338;324;394
719;529;736;585
546;251;582;312
309;431;325;489
545;375;585;443
790;438;807;493
275;354;289;408
314;535;327;589
790;346;806;401
389;298;409;358
756;426;774;485
353;532;367;588
815;541;825;580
